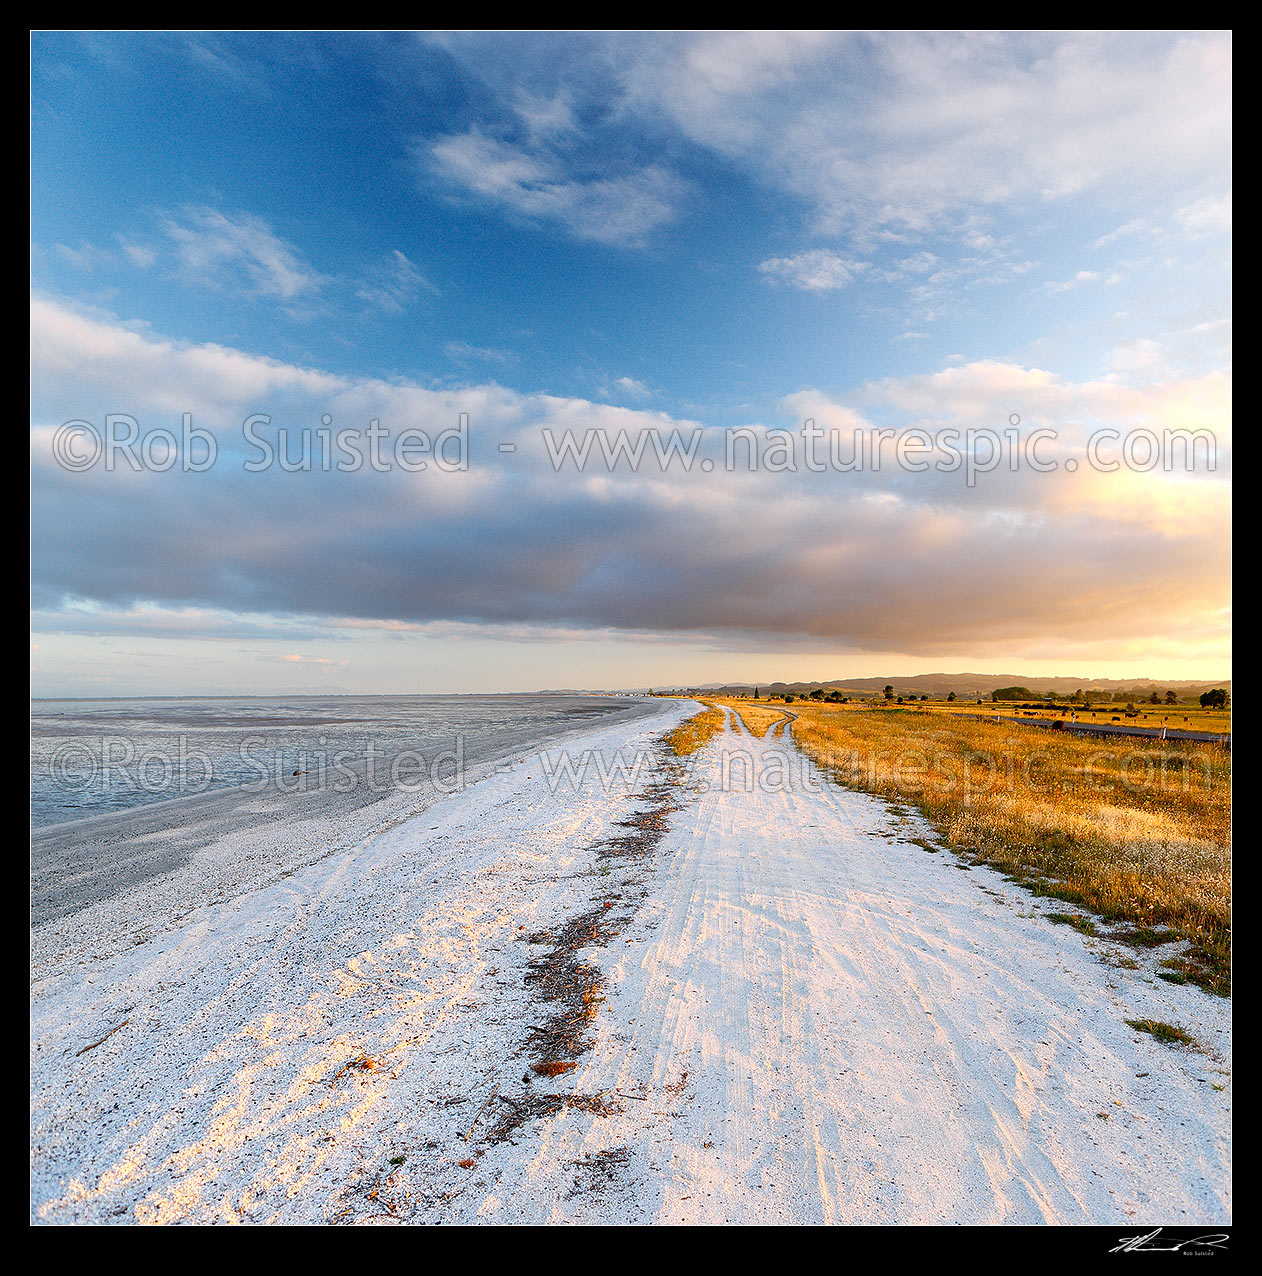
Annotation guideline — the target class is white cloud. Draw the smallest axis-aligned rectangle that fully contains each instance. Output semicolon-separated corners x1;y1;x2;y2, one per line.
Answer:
444;341;517;367
426;128;686;247
54;241;115;271
894;237;1037;324
50;211;437;322
117;238;157;269
1090;218;1150;250
355;249;434;314
1175;194;1232;237
612;376;651;399
29;294;346;421
1041;269;1100;295
895;251;942;275
621;31;1231;238
512;89;578;142
758;250;868;291
160;206;326;303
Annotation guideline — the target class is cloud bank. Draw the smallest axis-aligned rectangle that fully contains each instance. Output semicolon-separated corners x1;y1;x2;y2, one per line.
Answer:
31;298;1230;662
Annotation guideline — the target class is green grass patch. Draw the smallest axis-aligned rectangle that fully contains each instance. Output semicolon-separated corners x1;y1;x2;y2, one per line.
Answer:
1125;1018;1197;1046
1113;926;1181;949
1046;912;1098;935
1159;949;1229;998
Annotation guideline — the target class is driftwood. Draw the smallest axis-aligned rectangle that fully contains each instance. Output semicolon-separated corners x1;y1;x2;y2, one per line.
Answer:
75;1018;130;1057
462;1083;500;1142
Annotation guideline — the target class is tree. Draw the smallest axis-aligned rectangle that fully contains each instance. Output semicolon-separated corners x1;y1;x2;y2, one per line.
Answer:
1164;690;1177;705
1200;688;1229;709
1148;691;1161;705
883;685;894;700
947;691;957;702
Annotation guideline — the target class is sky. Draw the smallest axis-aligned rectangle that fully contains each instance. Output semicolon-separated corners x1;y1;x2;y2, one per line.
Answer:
30;31;1231;696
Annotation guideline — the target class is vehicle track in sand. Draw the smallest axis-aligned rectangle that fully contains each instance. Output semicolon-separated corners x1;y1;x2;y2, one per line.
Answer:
517;713;1230;1224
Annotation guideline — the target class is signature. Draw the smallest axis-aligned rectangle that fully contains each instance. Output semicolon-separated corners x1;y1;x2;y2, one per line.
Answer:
1111;1228;1229;1253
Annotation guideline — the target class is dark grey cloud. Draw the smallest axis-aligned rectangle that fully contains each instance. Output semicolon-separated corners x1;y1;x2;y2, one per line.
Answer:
31;299;1230;659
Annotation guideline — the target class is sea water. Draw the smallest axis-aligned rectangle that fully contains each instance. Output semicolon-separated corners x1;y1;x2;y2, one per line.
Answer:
30;693;639;828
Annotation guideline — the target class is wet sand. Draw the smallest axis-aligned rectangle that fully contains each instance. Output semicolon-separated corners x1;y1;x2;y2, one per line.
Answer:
31;696;663;940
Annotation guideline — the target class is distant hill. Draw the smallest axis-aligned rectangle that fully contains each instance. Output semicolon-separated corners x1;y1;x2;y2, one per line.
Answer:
654;673;1231;700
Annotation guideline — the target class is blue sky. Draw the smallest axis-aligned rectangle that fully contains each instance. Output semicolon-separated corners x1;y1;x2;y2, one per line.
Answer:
31;31;1231;695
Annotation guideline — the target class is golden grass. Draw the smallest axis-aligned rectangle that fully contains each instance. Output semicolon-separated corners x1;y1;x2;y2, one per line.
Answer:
725;692;1229;735
728;701;792;738
786;702;1231;995
662;700;725;756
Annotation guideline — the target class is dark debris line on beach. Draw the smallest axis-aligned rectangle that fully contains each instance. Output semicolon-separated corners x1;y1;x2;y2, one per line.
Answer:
481;739;696;1145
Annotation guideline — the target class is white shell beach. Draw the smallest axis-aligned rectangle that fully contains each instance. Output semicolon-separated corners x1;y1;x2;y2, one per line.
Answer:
30;703;1230;1225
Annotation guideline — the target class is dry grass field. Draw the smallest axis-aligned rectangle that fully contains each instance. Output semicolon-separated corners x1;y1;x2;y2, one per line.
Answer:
921;700;1231;736
724;701;792;738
